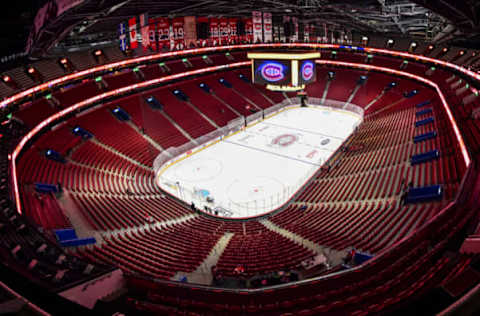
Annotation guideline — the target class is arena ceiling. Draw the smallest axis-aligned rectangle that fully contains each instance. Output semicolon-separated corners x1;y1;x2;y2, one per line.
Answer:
4;0;480;58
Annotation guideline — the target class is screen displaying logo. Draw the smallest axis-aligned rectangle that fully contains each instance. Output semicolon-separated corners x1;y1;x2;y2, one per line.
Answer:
258;61;286;82
301;60;314;82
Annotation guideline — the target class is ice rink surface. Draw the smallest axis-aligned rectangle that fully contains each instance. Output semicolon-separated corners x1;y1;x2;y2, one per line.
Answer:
157;106;361;218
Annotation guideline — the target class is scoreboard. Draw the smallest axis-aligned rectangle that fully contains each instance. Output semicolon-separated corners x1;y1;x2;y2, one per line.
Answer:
247;51;320;91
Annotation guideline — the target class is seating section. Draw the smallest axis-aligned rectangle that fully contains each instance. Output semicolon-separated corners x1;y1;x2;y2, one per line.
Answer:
70;193;190;231
21;190;71;230
150;86;216;138
216;231;315;277
113;94;189;148
205;74;253;116
53;80;98;108
71;108;159;166
15;98;57;128
126;202;473;315
223;71;273;109
326;69;363;102
351;72;394;106
178;80;239;126
78;219;222;279
103;70;138;91
11;51;475;316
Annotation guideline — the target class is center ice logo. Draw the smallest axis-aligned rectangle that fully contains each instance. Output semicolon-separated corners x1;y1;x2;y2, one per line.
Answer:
259;62;286;82
301;61;314;81
271;134;298;147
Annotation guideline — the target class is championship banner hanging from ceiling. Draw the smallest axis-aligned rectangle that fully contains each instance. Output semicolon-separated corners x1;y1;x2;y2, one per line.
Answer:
119;22;127;51
292;17;298;42
283;16;291;42
245;18;253;43
139;13;149;51
156;17;170;50
304;23;310;42
184;16;197;48
196;17;208;47
219;18;229;44
209;18;219;45
252;11;263;43
263;12;272;42
128;17;138;49
229;18;238;44
148;18;157;51
171;17;185;50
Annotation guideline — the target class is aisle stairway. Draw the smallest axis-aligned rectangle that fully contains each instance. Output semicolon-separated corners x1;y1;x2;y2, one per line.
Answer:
172;232;234;285
260;219;348;267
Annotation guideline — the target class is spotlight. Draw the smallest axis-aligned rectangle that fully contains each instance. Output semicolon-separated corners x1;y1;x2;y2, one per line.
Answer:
408;42;417;53
386;39;394;48
361;36;369;46
92;49;106;64
58;57;75;72
25;66;43;82
423;44;435;55
1;74;18;89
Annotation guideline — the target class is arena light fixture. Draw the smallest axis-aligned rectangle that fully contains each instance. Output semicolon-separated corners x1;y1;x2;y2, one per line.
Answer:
424;44;435;55
25;66;43;82
386;39;394;48
409;42;417;53
2;75;10;82
361;36;369;46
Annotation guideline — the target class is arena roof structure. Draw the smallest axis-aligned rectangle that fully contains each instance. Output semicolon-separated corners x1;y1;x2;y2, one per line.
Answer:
5;0;478;58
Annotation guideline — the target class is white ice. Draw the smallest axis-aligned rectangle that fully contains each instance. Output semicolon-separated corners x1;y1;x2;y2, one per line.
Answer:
157;106;361;218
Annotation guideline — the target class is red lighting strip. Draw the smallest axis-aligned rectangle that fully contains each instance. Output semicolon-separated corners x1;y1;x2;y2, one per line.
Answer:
1;44;338;108
2;43;479;110
11;61;250;214
315;59;471;169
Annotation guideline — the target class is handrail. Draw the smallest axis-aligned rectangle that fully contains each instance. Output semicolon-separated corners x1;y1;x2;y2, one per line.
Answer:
0;280;51;316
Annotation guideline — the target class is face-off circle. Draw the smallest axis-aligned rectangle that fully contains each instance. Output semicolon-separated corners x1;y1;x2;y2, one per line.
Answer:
320;138;331;146
173;158;223;182
271;134;299;147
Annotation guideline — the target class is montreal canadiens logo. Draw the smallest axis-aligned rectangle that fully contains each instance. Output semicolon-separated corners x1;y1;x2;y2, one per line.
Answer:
271;134;298;147
259;62;285;82
301;61;314;81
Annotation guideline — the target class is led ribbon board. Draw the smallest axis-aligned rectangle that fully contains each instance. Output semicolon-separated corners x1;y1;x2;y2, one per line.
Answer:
247;51;320;91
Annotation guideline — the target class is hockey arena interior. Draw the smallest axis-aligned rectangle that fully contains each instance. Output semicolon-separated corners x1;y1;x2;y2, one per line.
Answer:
1;0;480;315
